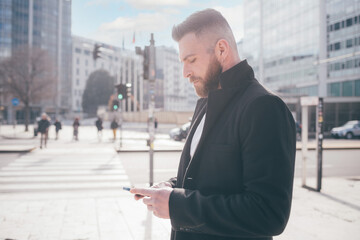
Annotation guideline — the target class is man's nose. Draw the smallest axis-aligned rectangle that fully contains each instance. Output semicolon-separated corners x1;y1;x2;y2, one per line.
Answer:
183;65;192;78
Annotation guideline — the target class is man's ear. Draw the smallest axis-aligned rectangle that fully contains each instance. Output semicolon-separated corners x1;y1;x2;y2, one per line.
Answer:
215;39;229;62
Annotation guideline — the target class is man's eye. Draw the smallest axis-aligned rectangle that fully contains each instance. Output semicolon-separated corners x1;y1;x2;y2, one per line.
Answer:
190;58;196;63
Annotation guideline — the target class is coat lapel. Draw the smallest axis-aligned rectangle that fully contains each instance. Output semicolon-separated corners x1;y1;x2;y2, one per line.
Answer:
184;60;255;178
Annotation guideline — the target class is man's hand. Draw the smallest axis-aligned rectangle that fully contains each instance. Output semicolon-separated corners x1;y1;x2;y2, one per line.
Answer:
132;181;172;201
130;186;173;219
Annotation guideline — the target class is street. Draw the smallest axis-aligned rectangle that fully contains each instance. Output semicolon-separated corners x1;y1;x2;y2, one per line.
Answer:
0;125;359;240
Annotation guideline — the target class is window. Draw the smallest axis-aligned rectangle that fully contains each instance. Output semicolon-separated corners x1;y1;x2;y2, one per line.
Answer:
75;48;81;53
334;22;340;30
346;39;353;48
334;42;341;50
342;81;353;96
84;50;90;55
341;20;345;28
355;16;358;24
346;18;353;27
328;82;340;96
355;80;360;96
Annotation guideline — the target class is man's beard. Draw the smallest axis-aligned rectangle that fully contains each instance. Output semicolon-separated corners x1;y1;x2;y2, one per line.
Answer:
191;56;222;98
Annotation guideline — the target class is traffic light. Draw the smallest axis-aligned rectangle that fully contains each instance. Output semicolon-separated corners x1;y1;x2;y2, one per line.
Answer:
112;99;119;111
143;46;150;80
93;44;101;60
116;84;127;100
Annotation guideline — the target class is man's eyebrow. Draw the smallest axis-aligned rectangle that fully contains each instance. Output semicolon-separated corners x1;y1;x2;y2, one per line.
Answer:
182;54;196;62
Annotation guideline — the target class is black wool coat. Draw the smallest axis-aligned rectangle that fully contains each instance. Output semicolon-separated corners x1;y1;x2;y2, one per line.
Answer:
168;60;296;240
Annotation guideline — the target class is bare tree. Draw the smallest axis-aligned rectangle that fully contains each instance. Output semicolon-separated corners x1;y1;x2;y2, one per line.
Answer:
0;46;55;131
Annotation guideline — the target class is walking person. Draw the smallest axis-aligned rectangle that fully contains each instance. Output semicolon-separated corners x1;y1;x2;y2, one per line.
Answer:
37;113;50;149
73;117;80;141
110;119;118;141
95;117;103;141
54;119;62;140
130;9;296;240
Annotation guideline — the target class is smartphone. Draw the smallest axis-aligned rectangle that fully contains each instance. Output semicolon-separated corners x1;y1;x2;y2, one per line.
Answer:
123;186;143;197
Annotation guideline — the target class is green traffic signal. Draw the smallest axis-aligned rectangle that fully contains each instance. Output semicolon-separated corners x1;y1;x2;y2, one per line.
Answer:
113;105;118;110
118;94;123;100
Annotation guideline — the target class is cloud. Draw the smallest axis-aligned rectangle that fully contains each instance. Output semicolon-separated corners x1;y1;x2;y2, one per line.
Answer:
213;5;244;41
92;12;174;48
100;12;169;32
125;0;189;9
86;0;115;6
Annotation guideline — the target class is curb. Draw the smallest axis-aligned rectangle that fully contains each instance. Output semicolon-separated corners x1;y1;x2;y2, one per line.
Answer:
296;146;360;150
115;148;182;153
0;146;36;153
1;135;36;140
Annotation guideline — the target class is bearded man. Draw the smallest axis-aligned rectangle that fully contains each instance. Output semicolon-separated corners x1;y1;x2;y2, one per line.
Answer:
131;8;296;240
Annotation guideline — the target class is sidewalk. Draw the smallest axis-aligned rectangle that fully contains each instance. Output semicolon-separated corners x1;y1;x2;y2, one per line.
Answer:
0;124;359;239
2;124;360;153
0;177;358;240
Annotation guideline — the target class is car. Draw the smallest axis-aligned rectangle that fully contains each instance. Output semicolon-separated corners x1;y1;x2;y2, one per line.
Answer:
169;122;191;141
331;120;360;139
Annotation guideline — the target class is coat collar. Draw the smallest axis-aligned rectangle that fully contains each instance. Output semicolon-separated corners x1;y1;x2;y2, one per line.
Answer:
185;60;256;175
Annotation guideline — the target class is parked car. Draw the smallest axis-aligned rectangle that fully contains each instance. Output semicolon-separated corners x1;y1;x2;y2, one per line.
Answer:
331;120;360;139
169;122;191;141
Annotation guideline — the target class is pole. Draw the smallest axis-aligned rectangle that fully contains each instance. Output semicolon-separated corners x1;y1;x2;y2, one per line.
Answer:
301;105;308;187
316;98;324;191
148;33;156;187
119;104;123;148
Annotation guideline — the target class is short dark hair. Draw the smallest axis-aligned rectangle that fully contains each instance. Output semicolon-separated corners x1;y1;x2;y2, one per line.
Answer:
172;8;232;42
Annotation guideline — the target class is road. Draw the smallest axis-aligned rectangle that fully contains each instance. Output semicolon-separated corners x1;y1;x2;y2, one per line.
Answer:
0;125;359;192
0;128;359;240
121;149;360;186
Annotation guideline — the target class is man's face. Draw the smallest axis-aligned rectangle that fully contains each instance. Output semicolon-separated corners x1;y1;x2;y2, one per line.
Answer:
178;33;222;98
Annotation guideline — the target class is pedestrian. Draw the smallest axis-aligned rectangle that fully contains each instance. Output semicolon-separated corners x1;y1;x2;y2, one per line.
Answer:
73;117;80;141
154;118;158;131
130;9;296;240
110;119;118;141
37;113;50;149
95;117;103;141
54;119;62;140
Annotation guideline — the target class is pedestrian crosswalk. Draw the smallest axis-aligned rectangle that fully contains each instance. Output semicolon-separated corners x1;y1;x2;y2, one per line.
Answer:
0;145;131;195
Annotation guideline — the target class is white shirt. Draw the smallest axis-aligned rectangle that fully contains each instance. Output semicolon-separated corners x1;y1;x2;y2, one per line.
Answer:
190;113;206;158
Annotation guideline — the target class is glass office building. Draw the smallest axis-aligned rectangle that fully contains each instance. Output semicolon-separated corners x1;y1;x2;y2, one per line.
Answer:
1;0;72;123
243;0;360;131
0;0;12;60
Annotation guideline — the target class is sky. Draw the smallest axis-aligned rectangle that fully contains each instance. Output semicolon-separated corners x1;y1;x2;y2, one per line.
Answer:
72;0;244;51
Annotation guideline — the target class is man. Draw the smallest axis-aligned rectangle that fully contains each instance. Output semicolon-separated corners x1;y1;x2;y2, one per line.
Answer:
95;117;103;141
110;119;118;141
131;9;296;240
54;119;62;140
37;113;50;149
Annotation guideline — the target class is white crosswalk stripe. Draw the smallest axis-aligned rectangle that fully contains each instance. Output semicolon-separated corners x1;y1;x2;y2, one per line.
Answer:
0;146;131;194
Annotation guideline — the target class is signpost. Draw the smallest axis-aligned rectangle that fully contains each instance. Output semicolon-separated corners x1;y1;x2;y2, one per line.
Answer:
135;33;156;186
148;33;156;187
300;96;324;192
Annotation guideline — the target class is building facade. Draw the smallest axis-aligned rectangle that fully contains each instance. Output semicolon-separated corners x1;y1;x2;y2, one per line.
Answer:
243;0;360;131
153;46;197;112
72;36;144;115
0;0;72;123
